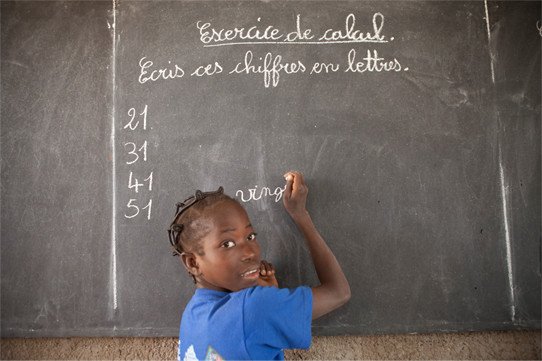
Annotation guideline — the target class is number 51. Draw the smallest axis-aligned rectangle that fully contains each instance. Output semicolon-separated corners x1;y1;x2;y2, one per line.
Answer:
125;199;152;220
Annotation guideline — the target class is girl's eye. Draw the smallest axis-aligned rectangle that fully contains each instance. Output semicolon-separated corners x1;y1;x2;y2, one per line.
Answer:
221;240;236;248
247;233;257;241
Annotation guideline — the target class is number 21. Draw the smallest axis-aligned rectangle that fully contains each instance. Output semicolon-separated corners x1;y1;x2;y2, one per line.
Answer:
125;105;148;130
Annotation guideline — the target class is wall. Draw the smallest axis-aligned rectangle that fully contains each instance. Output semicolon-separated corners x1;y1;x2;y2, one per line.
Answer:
1;331;540;360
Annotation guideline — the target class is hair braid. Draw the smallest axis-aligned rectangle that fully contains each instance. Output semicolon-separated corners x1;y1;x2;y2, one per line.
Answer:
168;187;238;256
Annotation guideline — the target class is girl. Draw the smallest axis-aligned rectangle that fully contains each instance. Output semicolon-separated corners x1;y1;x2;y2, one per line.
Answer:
168;172;350;360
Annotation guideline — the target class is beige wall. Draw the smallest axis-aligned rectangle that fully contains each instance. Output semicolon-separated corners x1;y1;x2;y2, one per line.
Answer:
1;331;540;360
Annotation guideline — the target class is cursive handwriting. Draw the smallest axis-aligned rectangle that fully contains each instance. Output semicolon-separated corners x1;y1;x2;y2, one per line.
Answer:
135;12;412;86
198;13;389;47
229;51;306;87
319;13;386;42
236;185;286;203
345;49;406;73
286;14;315;41
138;57;185;84
197;18;283;44
191;61;223;77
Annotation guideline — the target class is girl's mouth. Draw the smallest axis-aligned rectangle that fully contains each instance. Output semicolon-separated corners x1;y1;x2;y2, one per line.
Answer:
241;268;259;278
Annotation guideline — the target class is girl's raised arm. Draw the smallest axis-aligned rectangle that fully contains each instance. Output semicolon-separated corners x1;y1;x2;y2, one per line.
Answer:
283;171;351;320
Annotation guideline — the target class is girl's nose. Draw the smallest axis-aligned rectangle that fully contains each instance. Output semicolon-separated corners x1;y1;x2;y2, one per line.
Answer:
240;240;259;262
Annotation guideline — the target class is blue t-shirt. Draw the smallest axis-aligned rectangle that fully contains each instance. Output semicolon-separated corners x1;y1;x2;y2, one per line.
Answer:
177;286;313;360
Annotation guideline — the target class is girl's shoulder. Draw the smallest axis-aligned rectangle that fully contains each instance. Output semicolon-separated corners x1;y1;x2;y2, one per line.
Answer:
240;285;312;308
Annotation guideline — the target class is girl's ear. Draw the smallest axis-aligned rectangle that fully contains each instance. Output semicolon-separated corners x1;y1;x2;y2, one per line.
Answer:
181;252;201;277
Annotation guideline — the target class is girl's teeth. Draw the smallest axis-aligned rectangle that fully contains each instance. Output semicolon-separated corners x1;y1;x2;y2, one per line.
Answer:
243;269;258;276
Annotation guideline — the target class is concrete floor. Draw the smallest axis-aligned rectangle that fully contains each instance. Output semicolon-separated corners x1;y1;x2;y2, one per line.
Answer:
1;330;540;360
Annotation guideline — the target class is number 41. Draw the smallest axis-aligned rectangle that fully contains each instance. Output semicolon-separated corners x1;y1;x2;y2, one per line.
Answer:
128;171;153;193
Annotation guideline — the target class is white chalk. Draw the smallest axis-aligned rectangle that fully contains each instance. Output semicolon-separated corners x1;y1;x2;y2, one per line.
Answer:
484;0;496;84
499;150;516;320
109;0;118;312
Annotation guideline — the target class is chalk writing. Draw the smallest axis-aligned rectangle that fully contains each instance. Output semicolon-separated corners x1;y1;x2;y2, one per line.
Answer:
138;57;185;84
125;105;148;130
345;49;406;73
134;12;410;87
122;105;154;220
236;185;286;203
286;14;314;42
537;20;542;37
198;13;389;47
197;18;283;44
311;61;340;74
229;51;306;88
125;199;153;220
128;171;153;193
319;13;385;42
191;62;224;77
124;141;148;165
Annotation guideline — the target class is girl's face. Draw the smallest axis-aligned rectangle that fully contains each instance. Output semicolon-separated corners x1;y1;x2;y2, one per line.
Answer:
193;200;261;292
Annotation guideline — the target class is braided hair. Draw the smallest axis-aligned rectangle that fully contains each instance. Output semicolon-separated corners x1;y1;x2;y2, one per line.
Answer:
168;186;238;257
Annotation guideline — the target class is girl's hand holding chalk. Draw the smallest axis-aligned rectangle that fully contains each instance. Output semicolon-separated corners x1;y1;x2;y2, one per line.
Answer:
283;171;309;221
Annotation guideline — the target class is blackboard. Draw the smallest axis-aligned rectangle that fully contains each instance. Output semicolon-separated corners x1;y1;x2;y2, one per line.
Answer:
1;0;540;337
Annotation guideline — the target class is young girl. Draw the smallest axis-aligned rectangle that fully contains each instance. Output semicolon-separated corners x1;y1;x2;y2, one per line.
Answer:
168;172;350;360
